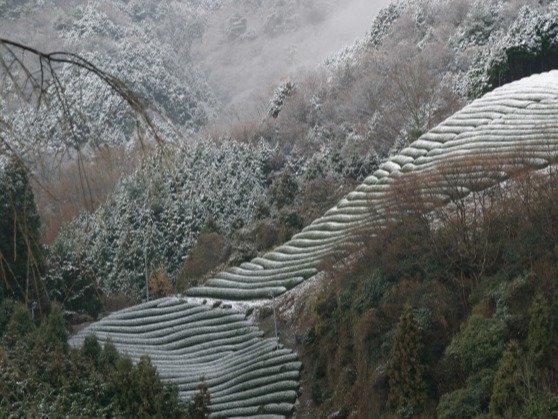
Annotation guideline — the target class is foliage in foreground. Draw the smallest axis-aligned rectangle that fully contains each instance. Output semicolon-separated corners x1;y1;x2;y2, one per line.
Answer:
0;300;206;417
298;169;558;417
0;157;46;307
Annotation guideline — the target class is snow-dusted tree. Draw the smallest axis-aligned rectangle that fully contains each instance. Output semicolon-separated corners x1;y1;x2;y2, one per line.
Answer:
466;5;558;97
268;81;296;119
0;37;164;162
49;139;271;300
454;0;502;49
0;36;178;313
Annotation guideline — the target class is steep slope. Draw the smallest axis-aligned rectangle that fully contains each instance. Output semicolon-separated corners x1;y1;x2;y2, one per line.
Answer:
72;71;558;416
187;70;558;300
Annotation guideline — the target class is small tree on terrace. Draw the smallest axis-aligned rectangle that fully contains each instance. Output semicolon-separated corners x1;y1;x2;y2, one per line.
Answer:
148;266;174;299
189;375;211;418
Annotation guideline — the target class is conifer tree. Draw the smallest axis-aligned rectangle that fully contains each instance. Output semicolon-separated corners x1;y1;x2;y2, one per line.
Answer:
135;356;165;416
387;304;427;417
39;303;68;353
189;375;211;419
99;338;119;372
3;302;34;349
527;293;552;368
0;157;44;305
489;340;523;417
271;168;298;209
82;334;102;367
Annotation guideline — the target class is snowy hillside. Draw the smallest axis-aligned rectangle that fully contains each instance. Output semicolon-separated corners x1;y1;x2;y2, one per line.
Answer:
44;0;558;303
72;71;558;416
0;0;388;153
187;70;558;300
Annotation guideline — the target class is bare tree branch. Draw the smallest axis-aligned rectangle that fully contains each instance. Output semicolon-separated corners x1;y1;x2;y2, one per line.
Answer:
0;37;164;151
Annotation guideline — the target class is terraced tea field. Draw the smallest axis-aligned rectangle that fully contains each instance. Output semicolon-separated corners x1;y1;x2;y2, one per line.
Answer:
72;71;558;417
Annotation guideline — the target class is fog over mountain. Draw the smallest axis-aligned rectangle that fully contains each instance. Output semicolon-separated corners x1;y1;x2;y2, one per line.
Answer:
191;0;392;111
1;0;392;130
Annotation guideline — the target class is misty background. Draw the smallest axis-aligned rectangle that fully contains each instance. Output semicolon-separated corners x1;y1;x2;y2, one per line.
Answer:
190;0;392;112
0;0;391;130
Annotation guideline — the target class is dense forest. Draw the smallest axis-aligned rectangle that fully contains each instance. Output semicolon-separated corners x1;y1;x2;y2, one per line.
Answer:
1;0;558;417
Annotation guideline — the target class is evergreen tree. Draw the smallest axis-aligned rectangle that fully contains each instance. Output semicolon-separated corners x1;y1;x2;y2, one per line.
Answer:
111;355;137;413
99;338;119;372
82;334;102;367
189;375;211;419
271;168;298;209
387;304;427;417
527;293;552;368
0;157;44;305
134;356;165;416
0;304;188;416
38;303;68;353
3;302;34;349
489;340;523;417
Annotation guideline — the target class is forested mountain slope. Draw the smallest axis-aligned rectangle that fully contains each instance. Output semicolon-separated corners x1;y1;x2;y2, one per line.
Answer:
45;0;558;307
3;0;558;416
186;70;558;300
0;0;385;154
72;71;558;417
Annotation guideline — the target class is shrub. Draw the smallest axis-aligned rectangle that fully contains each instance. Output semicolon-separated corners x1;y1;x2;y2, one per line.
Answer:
3;303;35;348
82;334;101;366
437;368;494;419
354;271;390;314
489;340;523;417
148;266;174;299
102;292;135;313
444;314;507;374
438;388;480;419
527;293;553;368
177;232;231;291
229;244;258;266
134;356;166;416
279;209;304;231
270;169;298;209
99;338;119;371
252;200;270;220
519;392;558;419
38;304;68;353
188;375;211;418
244;220;280;251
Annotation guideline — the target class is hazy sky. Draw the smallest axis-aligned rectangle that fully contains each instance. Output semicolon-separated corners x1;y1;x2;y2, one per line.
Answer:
192;0;393;112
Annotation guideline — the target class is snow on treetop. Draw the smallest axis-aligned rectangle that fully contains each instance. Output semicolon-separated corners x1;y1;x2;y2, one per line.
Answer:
188;70;558;301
